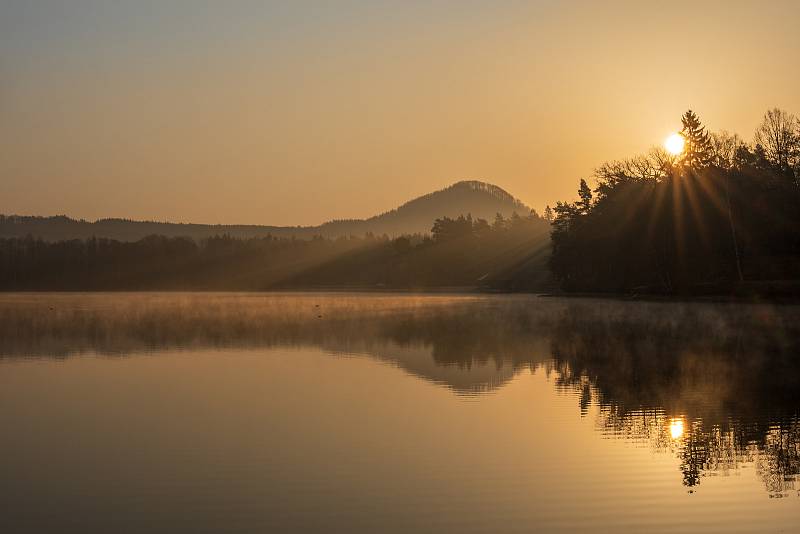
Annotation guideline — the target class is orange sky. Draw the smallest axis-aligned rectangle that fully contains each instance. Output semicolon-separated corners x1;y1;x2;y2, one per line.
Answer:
2;1;799;225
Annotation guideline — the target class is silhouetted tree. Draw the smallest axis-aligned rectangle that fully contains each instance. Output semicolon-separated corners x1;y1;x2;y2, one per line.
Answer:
431;215;474;241
577;179;593;214
493;213;506;230
0;210;551;291
710;130;745;169
543;205;554;223
473;217;491;236
754;108;800;180
549;107;800;295
680;110;712;169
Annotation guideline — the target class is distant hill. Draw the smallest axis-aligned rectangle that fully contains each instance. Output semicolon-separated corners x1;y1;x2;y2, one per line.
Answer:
318;181;531;237
0;181;531;242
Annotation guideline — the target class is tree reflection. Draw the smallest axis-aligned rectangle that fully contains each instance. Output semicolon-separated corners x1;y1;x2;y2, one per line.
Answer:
546;300;800;495
0;293;553;393
1;293;799;493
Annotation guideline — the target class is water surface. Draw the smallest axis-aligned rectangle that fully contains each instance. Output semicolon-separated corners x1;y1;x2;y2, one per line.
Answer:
1;293;799;533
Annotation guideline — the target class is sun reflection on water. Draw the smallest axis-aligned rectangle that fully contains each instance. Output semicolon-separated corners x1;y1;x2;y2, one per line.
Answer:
670;418;685;440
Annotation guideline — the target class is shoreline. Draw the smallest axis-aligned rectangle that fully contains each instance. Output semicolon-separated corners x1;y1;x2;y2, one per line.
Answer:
3;286;800;304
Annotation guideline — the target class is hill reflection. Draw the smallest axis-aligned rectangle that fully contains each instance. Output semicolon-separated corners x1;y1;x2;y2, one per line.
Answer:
2;293;799;493
0;293;552;393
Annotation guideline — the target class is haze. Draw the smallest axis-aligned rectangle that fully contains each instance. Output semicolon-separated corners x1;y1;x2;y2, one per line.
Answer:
2;0;799;226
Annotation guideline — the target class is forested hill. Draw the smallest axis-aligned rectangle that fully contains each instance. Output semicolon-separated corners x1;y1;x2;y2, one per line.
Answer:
0;181;531;242
318;181;530;237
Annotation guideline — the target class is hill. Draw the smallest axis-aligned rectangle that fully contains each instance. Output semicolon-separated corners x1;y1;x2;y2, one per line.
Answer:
0;181;531;242
317;181;531;237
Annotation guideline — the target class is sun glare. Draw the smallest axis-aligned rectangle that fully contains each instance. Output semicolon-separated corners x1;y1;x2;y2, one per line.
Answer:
665;133;685;155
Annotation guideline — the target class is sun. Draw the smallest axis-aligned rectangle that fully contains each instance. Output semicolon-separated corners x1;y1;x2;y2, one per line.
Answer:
665;133;685;155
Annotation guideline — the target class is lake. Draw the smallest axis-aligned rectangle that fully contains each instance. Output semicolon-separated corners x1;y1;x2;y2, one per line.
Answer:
1;292;799;533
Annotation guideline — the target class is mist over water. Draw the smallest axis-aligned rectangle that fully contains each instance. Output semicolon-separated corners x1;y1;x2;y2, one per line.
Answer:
1;293;799;532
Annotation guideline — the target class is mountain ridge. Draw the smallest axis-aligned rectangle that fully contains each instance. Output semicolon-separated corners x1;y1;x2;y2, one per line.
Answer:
1;180;533;242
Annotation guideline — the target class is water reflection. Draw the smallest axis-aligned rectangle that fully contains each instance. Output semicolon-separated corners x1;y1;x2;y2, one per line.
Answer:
670;418;685;440
0;293;549;393
545;299;800;496
2;292;800;495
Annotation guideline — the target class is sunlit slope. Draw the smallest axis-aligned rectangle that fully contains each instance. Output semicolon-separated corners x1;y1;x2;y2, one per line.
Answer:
280;223;552;291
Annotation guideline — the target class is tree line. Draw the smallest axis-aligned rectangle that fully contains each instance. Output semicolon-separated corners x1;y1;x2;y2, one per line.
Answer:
0;211;550;291
549;107;800;295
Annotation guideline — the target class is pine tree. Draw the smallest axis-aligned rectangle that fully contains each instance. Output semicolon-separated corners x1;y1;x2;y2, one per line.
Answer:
493;212;506;230
680;110;712;169
577;179;593;214
543;205;554;223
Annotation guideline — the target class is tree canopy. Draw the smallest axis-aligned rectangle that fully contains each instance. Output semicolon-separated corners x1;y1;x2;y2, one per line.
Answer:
549;107;800;295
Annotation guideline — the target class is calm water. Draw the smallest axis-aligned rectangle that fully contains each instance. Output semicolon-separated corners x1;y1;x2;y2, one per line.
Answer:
1;293;799;533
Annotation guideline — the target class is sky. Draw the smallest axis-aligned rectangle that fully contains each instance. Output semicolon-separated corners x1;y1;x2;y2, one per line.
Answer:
2;0;800;226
